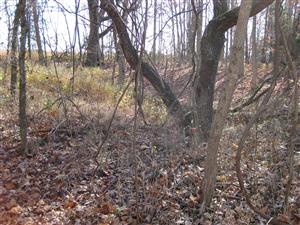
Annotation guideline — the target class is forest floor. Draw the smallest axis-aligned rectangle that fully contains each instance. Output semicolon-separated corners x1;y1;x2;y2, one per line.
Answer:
0;64;299;225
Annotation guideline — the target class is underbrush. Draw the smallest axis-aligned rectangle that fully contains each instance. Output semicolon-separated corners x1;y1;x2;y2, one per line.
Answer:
25;63;167;124
1;62;298;225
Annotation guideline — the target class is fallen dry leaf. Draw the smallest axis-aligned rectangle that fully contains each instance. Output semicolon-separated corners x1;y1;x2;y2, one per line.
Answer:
8;205;23;215
64;199;77;209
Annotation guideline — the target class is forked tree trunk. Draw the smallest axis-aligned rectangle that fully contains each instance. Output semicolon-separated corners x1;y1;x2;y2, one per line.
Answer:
101;0;274;135
200;0;252;211
193;0;275;142
193;0;228;142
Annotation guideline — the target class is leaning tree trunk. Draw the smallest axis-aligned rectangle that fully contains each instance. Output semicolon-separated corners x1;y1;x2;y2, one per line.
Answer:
31;0;45;65
193;0;275;142
85;0;101;67
100;0;185;125
10;2;21;97
19;0;29;155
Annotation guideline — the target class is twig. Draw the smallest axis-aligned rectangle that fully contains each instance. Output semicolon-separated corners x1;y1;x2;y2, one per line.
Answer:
33;97;61;118
93;76;134;173
280;22;299;212
230;67;285;113
235;64;289;225
161;0;200;128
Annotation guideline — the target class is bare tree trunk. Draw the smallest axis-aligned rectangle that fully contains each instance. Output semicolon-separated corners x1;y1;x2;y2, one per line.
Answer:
41;10;48;66
4;0;12;79
245;25;249;64
182;0;187;59
196;0;203;57
186;2;192;53
286;0;294;32
193;0;228;142
152;0;157;64
261;7;269;64
75;0;82;63
117;0;128;84
113;26;126;85
250;16;258;89
187;6;195;60
178;0;184;60
85;0;101;67
27;8;31;60
200;0;252;211
280;3;299;212
10;2;21;97
225;31;229;68
31;0;45;65
170;0;176;62
229;0;235;49
158;0;163;59
19;0;29;155
174;1;181;61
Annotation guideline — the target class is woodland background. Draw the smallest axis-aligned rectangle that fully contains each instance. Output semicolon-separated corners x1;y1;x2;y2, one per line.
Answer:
0;0;299;224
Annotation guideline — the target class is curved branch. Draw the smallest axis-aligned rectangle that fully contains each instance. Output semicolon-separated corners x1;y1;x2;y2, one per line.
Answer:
214;0;275;33
235;60;288;225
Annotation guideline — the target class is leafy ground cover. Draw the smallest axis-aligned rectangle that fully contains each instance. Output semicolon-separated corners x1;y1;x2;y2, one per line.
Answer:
0;64;299;225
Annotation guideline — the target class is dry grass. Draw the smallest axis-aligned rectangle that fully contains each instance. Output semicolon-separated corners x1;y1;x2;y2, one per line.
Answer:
0;62;167;125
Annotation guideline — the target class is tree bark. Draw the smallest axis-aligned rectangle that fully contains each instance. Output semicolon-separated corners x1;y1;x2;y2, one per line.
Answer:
245;25;249;64
152;0;157;64
169;0;177;62
10;2;21;97
117;0;128;85
4;0;12;79
200;0;252;211
85;0;101;67
193;0;275;141
19;0;29;155
100;0;185;125
261;7;269;64
196;0;203;58
113;26;126;85
26;7;31;59
187;2;196;61
250;15;258;89
31;0;45;65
